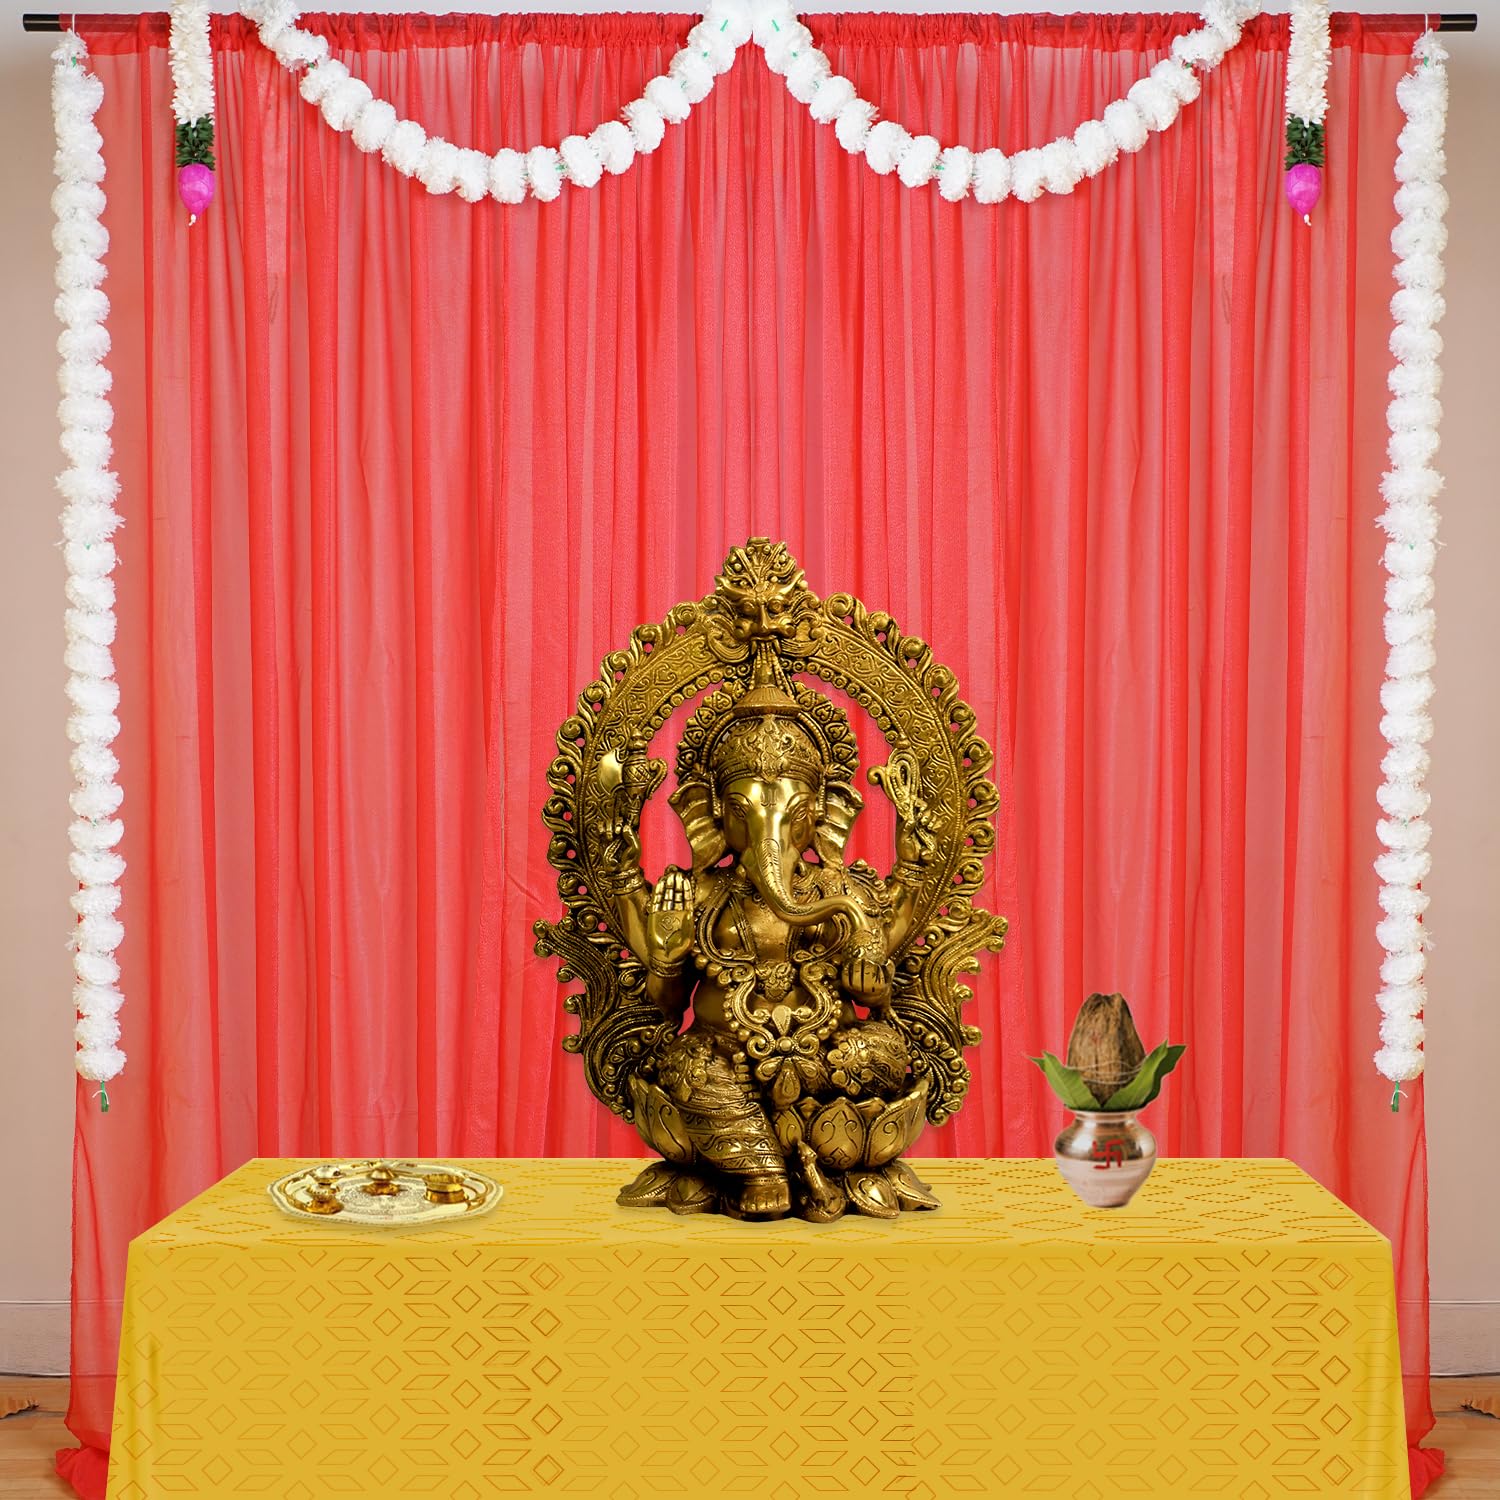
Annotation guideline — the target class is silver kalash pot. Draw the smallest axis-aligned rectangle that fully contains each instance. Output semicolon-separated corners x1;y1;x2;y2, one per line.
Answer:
1053;1110;1157;1208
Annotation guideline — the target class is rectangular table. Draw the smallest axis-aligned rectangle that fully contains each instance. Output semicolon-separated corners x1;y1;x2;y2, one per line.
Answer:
107;1157;1408;1497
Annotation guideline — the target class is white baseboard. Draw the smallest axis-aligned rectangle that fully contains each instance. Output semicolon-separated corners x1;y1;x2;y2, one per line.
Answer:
0;1300;69;1375
1432;1300;1500;1375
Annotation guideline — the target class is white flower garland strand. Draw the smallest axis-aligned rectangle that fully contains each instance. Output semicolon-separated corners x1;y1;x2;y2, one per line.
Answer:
1374;34;1448;1099
237;0;750;203
168;0;213;127
1285;0;1332;125
53;33;127;1094
1283;0;1332;220
210;1;1277;207
168;0;217;218
761;0;1263;202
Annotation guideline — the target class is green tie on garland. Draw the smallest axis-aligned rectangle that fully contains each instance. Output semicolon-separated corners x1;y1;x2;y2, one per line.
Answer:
1284;115;1325;170
175;115;215;172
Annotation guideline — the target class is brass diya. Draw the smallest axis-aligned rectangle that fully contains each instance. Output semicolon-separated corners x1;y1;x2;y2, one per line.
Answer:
268;1160;502;1225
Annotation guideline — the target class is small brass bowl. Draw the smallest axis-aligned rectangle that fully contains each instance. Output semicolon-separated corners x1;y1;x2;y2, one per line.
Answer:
362;1165;401;1197
424;1171;467;1206
304;1183;343;1215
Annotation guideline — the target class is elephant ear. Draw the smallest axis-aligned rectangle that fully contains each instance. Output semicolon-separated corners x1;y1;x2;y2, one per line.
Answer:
669;779;727;872
813;784;864;869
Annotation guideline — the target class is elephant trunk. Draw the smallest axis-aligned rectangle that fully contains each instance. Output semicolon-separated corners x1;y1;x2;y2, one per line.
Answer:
740;837;864;929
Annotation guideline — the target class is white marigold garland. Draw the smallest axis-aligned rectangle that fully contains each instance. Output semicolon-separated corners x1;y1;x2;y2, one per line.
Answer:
1284;0;1333;218
236;0;750;203
173;0;1283;208
1374;34;1448;1102
53;32;127;1098
169;0;216;218
758;0;1265;202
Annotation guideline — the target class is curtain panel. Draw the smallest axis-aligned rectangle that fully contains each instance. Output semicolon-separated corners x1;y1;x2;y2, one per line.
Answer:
63;11;1435;1492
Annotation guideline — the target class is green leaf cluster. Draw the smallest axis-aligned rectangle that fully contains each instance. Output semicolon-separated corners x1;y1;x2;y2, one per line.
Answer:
1284;116;1325;169
1029;1041;1186;1112
175;117;216;170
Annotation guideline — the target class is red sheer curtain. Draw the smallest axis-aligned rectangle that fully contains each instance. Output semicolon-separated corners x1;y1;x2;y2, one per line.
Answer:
63;11;1437;1496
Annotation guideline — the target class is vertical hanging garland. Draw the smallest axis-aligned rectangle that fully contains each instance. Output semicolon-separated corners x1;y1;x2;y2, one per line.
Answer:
53;32;127;1097
1374;34;1449;1102
170;0;216;219
1284;0;1332;219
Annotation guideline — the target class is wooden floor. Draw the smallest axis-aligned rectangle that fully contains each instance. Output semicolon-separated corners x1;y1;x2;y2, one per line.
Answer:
1425;1377;1500;1499
1;1374;1497;1497
0;1378;70;1500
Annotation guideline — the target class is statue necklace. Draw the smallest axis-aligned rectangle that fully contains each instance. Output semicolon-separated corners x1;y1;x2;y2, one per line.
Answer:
693;868;841;1107
726;878;795;1004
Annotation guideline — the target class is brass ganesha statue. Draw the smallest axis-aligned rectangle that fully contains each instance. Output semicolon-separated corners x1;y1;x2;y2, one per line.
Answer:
535;540;1006;1221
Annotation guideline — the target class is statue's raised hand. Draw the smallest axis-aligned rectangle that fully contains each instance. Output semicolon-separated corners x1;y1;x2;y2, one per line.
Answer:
894;800;938;868
872;748;937;870
597;812;642;879
646;866;695;976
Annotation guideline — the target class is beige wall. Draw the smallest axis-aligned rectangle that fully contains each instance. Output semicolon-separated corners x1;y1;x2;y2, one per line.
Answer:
1;3;1495;1376
1;8;86;1375
1421;2;1500;1372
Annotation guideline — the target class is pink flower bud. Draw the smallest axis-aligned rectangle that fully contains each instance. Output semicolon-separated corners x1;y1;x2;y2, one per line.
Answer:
1284;162;1322;220
177;163;215;219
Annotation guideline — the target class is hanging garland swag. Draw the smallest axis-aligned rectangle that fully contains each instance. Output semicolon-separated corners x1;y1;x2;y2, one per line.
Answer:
164;1;1333;212
60;4;1442;1095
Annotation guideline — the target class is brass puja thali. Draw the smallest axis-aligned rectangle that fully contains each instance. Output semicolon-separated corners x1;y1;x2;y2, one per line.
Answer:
268;1160;502;1225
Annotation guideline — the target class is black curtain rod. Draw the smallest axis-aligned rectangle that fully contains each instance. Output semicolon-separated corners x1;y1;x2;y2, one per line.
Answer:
18;10;1484;32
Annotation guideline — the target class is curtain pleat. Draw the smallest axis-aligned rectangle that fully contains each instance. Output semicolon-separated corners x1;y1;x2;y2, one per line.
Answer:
66;8;1434;1482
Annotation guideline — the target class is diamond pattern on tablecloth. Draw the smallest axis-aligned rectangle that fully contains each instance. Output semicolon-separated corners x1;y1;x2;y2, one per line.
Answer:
106;1158;1409;1498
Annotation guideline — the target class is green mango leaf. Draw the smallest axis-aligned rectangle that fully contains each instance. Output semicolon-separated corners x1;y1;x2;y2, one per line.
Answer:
1101;1042;1186;1111
1028;1052;1104;1111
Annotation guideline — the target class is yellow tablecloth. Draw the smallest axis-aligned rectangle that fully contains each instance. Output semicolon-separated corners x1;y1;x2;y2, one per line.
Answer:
107;1157;1408;1498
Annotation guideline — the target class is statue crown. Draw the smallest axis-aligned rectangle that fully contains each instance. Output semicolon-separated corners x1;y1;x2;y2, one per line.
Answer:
707;650;827;789
710;714;824;790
